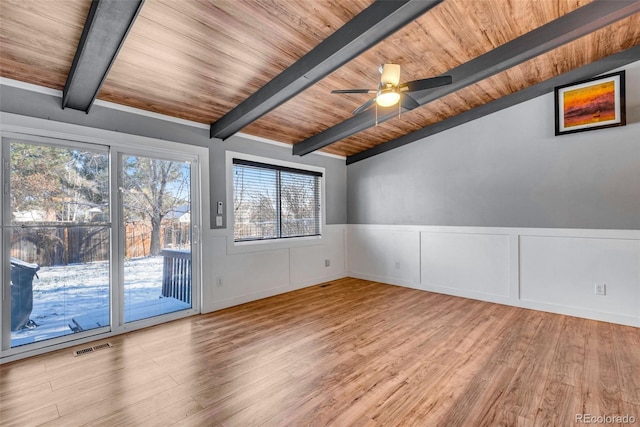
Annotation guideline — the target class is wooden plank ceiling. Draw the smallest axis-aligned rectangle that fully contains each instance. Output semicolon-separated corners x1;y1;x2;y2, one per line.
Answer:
1;0;639;158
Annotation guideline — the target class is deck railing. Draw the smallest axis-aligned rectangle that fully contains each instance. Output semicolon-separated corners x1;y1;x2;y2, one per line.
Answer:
161;249;191;304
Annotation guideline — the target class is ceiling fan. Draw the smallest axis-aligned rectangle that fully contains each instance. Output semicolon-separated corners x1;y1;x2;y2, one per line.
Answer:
331;64;452;116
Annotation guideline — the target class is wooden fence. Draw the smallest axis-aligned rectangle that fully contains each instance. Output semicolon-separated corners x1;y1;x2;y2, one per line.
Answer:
10;222;190;267
10;226;109;266
125;222;191;258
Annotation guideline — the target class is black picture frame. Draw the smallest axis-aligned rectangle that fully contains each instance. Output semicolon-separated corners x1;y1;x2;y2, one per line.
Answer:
554;70;626;136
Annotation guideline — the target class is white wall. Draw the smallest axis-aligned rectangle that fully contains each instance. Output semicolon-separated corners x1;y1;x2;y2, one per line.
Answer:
348;225;640;326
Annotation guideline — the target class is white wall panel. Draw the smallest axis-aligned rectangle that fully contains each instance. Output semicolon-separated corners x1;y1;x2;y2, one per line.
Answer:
520;235;640;320
421;232;510;299
348;227;420;288
290;225;345;288
203;236;291;312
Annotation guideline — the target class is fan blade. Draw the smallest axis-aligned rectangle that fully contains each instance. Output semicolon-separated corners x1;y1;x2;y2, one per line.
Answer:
353;98;376;115
380;64;401;86
401;94;419;110
331;89;376;94
402;75;452;92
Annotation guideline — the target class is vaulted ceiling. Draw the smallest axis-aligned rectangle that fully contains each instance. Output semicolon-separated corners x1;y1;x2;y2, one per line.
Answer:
1;0;639;162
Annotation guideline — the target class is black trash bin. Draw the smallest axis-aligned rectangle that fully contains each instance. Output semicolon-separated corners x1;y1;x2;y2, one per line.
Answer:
10;257;40;331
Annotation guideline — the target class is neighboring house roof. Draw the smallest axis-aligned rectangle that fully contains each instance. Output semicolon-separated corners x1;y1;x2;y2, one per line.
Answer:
165;204;190;221
13;210;46;222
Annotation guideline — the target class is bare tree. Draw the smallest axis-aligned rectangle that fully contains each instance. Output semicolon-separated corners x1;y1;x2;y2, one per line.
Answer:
232;165;319;240
281;173;318;236
122;157;189;256
250;193;277;238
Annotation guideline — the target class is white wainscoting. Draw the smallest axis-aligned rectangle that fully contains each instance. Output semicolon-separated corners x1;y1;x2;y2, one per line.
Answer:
201;225;346;313
519;235;639;324
347;227;420;288
421;231;512;301
347;225;640;327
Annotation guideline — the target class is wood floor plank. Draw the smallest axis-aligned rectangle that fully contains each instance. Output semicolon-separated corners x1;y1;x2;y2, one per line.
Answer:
0;380;53;423
548;315;587;388
580;320;623;419
53;361;168;416
614;324;640;406
489;308;544;369
265;295;483;425
92;390;203;427
0;358;46;386
1;278;638;426
0;403;59;427
533;380;575;427
483;314;564;425
41;376;179;426
384;310;520;426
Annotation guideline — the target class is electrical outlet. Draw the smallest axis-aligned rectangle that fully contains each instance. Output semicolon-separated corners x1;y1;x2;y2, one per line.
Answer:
325;259;330;267
594;283;606;296
216;276;224;287
395;261;401;270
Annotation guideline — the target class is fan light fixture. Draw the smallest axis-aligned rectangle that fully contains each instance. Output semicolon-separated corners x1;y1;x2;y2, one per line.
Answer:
330;63;453;121
376;89;400;107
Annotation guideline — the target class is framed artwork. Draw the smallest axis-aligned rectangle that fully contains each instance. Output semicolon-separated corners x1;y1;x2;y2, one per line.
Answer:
554;71;626;136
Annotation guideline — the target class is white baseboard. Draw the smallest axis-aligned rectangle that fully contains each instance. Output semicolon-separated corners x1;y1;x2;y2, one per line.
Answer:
348;272;420;290
205;272;347;313
518;299;640;327
420;282;514;306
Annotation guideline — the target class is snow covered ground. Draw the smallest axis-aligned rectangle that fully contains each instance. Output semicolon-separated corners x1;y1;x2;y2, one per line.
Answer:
11;256;189;348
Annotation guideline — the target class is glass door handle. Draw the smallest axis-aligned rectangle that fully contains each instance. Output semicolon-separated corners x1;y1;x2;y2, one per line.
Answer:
193;225;200;244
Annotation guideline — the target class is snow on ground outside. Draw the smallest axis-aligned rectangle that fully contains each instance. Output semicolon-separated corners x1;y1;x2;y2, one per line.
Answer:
11;256;186;347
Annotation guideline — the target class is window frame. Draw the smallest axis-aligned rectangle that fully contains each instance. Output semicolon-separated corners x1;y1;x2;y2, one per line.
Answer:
225;151;325;254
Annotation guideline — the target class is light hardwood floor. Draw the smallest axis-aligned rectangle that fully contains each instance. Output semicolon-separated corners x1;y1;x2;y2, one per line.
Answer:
1;277;639;426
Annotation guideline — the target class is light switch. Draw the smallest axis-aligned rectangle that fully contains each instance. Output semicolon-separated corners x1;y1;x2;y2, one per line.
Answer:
216;215;222;227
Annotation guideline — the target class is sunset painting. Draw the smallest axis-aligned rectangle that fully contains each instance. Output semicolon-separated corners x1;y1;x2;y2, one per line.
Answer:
563;81;615;128
555;71;625;135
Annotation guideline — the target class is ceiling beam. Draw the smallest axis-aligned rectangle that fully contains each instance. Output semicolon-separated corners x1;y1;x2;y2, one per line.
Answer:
62;0;144;112
293;0;640;157
209;0;442;140
347;45;640;164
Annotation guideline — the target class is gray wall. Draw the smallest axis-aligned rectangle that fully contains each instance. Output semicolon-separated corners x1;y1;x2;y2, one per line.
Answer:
0;85;347;228
347;61;640;229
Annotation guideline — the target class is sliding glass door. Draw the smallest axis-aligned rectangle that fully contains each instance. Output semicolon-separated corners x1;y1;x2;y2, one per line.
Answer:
1;136;200;357
2;139;111;349
120;153;193;324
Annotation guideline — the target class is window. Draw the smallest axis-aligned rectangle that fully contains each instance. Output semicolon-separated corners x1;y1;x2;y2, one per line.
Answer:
233;158;322;242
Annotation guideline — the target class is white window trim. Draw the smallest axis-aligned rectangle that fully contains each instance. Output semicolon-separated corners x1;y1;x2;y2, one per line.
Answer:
225;150;326;255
